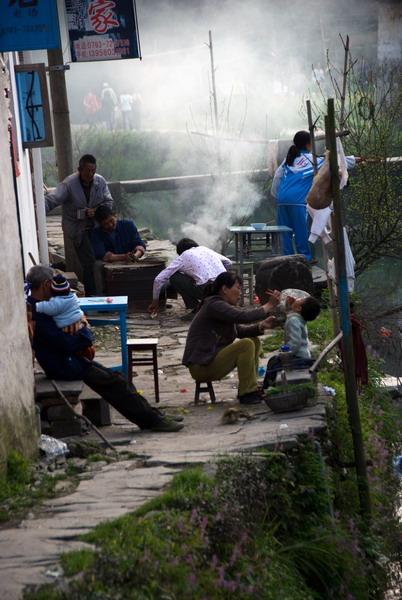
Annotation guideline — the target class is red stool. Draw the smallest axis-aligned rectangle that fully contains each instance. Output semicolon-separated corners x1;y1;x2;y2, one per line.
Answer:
127;338;160;403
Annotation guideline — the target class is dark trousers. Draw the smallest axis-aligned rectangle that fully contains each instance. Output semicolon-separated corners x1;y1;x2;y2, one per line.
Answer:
170;272;208;309
83;362;161;429
74;230;96;296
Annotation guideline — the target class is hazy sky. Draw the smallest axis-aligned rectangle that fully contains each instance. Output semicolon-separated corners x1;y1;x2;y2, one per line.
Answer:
43;0;381;247
63;0;379;136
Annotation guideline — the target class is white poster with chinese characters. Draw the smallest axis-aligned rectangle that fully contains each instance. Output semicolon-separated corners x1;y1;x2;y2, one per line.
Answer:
65;0;141;62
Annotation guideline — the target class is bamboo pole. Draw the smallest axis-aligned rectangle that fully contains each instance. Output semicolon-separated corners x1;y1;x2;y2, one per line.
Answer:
208;30;222;175
306;100;339;335
326;98;371;520
208;30;219;137
339;35;350;133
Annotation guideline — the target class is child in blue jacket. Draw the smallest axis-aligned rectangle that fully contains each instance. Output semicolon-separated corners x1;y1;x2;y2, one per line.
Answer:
262;294;321;388
35;274;95;360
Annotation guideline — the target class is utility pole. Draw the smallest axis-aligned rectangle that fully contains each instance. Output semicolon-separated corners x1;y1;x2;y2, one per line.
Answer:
46;46;75;272
326;98;372;521
207;30;222;175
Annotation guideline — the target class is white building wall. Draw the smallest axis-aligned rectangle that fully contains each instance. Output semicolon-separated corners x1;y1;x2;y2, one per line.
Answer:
7;53;41;274
0;57;38;473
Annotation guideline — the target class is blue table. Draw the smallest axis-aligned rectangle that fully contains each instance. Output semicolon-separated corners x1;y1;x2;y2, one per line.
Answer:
78;296;128;376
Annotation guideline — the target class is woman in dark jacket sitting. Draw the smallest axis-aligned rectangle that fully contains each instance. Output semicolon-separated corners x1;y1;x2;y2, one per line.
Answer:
182;271;280;404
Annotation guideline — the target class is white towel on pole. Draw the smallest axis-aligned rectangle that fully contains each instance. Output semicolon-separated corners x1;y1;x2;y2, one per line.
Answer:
307;205;332;244
327;227;355;292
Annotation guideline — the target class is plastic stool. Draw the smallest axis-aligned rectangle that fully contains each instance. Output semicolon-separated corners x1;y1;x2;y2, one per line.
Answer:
194;381;216;404
127;338;160;403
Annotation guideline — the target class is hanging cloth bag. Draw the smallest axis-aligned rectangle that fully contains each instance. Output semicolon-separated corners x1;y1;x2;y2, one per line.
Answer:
306;150;332;209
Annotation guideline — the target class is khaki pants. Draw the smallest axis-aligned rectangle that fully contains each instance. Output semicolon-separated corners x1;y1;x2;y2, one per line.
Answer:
188;337;260;397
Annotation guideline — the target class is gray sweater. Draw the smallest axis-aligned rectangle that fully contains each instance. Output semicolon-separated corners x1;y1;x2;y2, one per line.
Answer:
45;173;113;242
182;295;266;366
284;313;311;359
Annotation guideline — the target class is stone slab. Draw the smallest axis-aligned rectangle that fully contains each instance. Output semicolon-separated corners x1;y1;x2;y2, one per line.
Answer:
35;376;83;399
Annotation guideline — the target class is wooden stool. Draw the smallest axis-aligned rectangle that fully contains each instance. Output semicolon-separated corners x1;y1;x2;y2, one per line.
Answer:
127;338;160;403
194;381;216;404
231;261;254;305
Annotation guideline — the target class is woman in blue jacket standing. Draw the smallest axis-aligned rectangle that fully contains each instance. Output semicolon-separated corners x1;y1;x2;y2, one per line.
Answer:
271;130;322;262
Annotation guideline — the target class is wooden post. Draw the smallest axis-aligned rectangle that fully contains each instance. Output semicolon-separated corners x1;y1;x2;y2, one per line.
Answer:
306;100;339;335
326;98;372;520
208;30;219;137
208;30;222;174
47;47;75;273
339;35;350;133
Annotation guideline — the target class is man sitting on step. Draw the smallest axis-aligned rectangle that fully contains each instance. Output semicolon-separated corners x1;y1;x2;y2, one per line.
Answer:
26;265;183;433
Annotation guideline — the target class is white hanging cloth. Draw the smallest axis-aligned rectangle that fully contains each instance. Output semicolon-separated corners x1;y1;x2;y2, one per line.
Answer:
327;227;355;292
337;137;349;189
307;204;332;244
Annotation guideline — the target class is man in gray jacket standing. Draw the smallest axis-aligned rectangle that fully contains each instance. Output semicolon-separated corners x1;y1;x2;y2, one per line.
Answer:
45;154;113;296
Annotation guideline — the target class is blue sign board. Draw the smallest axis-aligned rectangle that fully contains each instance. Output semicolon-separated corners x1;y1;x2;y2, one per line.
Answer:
0;0;60;52
65;0;141;62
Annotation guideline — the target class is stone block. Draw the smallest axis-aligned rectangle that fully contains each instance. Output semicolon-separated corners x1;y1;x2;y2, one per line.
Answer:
255;255;313;304
34;375;83;399
46;402;83;422
39;395;81;409
82;397;111;426
50;419;83;439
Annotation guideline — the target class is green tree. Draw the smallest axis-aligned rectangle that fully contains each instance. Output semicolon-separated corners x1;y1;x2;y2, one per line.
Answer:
314;57;402;276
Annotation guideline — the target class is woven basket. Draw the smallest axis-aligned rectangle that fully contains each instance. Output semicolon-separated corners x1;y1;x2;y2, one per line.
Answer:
264;389;309;413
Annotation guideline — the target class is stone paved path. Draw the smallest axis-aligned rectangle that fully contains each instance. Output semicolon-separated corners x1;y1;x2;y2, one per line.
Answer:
0;230;333;599
0;296;330;599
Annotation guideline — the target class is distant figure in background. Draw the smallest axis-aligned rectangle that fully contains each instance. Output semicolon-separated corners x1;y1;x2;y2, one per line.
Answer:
101;82;118;130
131;92;143;130
83;90;101;125
271;131;324;262
44;154;113;296
92;205;146;295
148;238;232;321
312;62;325;84
119;91;133;130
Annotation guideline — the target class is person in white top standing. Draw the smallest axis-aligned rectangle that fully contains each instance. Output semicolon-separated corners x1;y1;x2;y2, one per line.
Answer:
148;238;232;321
119;92;133;130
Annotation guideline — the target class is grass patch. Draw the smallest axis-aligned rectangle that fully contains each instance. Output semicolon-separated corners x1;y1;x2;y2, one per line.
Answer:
60;548;95;576
261;329;283;353
23;447;398;599
0;452;70;524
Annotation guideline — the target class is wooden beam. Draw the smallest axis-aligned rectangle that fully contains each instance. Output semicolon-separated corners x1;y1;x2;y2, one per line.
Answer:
327;98;372;520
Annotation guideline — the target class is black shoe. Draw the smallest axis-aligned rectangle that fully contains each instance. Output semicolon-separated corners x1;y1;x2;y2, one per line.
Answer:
151;417;184;432
180;309;196;322
239;392;263;405
156;410;184;422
